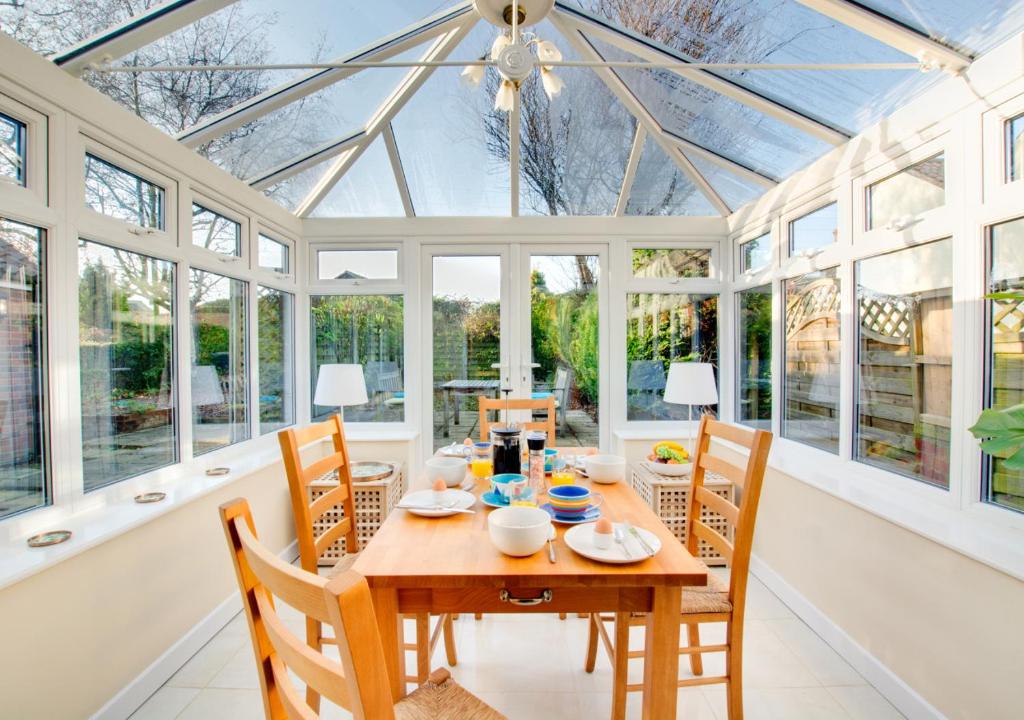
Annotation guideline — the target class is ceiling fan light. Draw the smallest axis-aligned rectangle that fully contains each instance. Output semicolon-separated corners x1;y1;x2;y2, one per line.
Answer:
461;64;485;88
491;33;512;59
536;39;562;64
541;68;564;99
494;79;516;111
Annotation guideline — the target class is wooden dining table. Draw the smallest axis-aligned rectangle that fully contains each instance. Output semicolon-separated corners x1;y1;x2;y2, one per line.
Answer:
352;449;709;719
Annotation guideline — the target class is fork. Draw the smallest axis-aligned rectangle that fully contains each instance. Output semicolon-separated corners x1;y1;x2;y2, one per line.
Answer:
613;526;633;559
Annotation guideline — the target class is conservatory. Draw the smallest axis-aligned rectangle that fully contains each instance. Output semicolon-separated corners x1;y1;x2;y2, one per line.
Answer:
0;0;1022;718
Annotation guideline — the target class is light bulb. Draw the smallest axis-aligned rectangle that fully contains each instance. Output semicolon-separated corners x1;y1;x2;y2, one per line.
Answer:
460;64;485;88
541;68;564;100
491;33;511;59
494;79;516;112
536;39;563;66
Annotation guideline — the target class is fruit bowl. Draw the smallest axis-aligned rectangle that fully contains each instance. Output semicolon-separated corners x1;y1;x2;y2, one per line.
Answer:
646;441;692;477
645;460;692;477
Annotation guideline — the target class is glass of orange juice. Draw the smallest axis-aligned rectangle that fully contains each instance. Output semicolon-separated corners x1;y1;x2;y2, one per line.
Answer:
470;442;493;479
549;457;575;487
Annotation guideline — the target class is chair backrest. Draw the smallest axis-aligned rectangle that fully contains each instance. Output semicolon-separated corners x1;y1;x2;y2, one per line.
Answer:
219;498;395;720
478;395;556;445
278;415;359;573
684;415;772;618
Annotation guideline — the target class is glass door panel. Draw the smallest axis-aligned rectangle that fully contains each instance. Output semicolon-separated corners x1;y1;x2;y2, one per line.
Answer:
430;254;505;451
526;251;603;449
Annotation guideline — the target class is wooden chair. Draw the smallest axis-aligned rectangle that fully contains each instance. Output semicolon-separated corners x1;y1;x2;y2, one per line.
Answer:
478;395;556;445
278;415;457;709
219;498;505;720
584;415;773;720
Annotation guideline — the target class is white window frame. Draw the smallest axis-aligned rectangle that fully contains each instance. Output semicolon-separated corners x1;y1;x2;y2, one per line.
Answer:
308;242;404;290
733;220;777;287
0;91;47;207
982;90;1024;204
255;283;297;437
77;134;177;249
253;224;295;282
783;192;846;264
186;189;248;264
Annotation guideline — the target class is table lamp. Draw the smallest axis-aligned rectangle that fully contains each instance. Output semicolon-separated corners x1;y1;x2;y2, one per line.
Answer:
314;364;369;420
663;362;718;454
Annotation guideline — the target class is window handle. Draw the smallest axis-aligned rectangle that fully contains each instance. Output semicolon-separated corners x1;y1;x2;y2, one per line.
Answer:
217;255;241;263
274;272;290;280
128;226;156;236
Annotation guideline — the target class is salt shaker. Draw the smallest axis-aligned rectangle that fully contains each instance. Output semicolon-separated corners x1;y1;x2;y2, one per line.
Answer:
527;431;547;497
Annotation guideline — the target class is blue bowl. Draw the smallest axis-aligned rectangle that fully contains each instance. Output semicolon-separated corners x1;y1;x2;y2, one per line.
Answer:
548;484;591;502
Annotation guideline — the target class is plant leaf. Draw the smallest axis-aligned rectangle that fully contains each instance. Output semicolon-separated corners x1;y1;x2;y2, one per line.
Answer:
979;436;1023;458
1001;446;1024;471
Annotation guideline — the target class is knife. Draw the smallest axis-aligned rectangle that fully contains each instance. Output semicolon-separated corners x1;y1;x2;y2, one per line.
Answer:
624;522;656;556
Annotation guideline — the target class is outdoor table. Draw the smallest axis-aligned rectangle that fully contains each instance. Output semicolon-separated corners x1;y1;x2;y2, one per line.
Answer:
352;449;709;719
438;378;501;437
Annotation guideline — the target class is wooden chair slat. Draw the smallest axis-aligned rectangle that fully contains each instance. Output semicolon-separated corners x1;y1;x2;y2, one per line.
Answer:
302;455;346;487
694;486;739;527
697;453;746;487
256;591;352;710
272;657;317;720
289;418;341;449
478;395;556;445
309;484;350;523
314;518;354;559
234;517;334;625
693;520;734;563
703;418;759;448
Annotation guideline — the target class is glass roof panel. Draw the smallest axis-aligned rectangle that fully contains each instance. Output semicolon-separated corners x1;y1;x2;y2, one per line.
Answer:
262;157;331;213
685;154;765;212
309;135;405;217
202;43;430;181
516;20;635;216
390;25;510;216
856;0;1024;56
625;136;717;216
584;33;831;180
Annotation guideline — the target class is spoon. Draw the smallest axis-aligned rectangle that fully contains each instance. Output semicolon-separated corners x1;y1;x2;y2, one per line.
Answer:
613;526;633;559
547;525;557;563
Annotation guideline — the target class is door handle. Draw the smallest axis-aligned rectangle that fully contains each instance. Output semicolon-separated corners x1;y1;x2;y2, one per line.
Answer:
499;589;553;606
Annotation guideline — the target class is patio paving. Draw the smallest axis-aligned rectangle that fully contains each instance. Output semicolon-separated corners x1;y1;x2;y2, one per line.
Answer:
433;409;599;450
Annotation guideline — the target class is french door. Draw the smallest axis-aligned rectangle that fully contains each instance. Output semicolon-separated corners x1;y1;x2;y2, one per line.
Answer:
421;243;608;457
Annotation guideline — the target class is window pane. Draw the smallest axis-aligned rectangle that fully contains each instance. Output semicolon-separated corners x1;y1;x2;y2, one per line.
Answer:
986;217;1024;512
625;136;717;216
868;154;945;230
626;293;718;420
258;234;289;274
258;286;294;435
190;270;248;454
192;204;241;256
79;241;176;489
740;234;771;273
1;112;26;186
737;285;772;429
84;154;163;229
783;268;840;453
0;218;46;519
317;249;398;281
631;248;710;279
856;240;952;487
789;202;837;255
1007;114;1024;183
311;295;403;422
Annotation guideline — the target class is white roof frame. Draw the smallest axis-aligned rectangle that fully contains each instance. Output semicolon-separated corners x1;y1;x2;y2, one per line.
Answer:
248;129;366;190
792;0;971;70
295;21;476;217
552;1;850;146
383;123;415;217
554;18;731;215
54;0;239;76
176;1;475;149
615;125;646;216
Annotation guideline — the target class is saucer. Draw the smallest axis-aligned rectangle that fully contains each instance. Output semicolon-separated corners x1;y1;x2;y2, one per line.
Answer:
481;490;510;508
540;503;601;524
563;522;662;563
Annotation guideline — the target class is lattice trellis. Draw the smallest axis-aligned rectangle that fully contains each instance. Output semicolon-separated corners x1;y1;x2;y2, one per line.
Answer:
786;278;840;335
859;292;914;342
993;298;1024;338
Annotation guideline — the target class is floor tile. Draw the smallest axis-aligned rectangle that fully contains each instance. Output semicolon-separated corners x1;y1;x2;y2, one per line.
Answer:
476;691;583;719
128;687;199;720
826;685;904;720
207;646;260;690
175;688;264;719
758;687;852;719
165;631;248;689
766;618;864;687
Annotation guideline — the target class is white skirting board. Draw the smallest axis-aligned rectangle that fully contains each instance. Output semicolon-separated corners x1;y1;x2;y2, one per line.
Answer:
749;555;947;720
92;540;299;720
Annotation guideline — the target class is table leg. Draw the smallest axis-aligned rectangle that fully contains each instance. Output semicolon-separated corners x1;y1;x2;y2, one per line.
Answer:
371;587;404;701
443;389;450;438
642;585;682;720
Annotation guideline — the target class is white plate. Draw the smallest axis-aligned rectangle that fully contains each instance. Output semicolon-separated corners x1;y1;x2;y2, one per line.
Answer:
563;523;662;564
399;489;475;517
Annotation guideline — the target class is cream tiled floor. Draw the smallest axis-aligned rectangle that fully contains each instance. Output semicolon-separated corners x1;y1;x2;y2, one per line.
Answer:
131;571;903;720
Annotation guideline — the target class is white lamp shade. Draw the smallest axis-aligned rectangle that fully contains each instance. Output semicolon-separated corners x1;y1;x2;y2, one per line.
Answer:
663;362;718;406
191;365;224;407
314;364;369;407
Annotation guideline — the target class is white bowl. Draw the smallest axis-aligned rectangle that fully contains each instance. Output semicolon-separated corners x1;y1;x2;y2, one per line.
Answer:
646;460;693;477
487;506;552;557
583;454;627;484
425;456;467;487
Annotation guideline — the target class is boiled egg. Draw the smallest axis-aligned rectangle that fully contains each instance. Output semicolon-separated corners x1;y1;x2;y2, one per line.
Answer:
594;517;613;535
